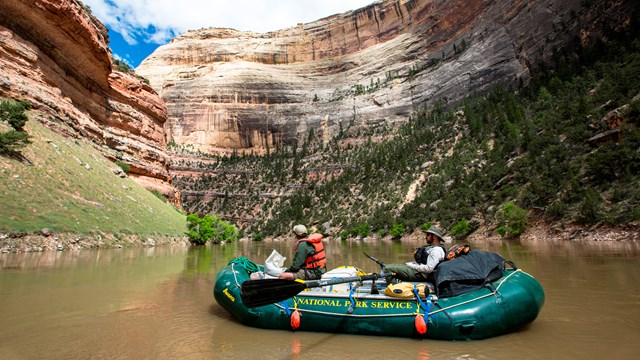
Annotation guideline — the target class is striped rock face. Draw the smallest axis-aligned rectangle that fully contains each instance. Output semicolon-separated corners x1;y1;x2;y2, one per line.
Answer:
136;0;629;156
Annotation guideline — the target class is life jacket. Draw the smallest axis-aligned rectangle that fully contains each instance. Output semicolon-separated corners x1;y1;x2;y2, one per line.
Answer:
414;244;446;265
295;233;326;269
445;244;471;261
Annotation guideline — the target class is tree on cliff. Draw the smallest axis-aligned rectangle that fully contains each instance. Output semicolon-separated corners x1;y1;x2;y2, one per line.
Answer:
0;99;31;155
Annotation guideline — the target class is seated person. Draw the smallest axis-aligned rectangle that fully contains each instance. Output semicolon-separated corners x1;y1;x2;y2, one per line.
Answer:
383;226;448;283
278;225;327;280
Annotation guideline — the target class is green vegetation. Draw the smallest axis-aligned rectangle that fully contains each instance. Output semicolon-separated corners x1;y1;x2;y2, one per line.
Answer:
0;117;186;235
115;160;130;174
173;18;639;239
450;219;472;238
0;99;31;131
0;100;32;155
496;202;528;238
186;213;239;244
111;57;150;84
0;130;30;154
112;57;133;73
390;223;405;239
349;223;371;238
150;189;167;203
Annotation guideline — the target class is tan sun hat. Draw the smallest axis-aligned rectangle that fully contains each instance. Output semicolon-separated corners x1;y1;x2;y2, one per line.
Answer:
293;224;308;236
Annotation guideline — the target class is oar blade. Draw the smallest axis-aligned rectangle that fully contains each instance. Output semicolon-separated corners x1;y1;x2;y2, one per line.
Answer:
240;279;307;308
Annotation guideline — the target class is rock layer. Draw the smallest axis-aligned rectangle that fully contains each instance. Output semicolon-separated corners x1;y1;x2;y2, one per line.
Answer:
137;0;629;155
0;0;180;204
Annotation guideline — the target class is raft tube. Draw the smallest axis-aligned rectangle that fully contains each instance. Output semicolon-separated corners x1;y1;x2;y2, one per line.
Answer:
213;261;544;340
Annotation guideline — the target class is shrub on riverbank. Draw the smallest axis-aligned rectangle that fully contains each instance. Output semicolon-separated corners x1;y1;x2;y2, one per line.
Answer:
186;213;238;244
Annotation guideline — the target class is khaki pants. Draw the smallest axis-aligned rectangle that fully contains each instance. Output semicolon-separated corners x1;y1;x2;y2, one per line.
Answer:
289;268;324;280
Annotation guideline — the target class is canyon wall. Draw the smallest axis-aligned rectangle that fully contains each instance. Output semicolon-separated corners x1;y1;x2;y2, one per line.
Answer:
1;0;632;206
137;0;618;155
0;0;180;204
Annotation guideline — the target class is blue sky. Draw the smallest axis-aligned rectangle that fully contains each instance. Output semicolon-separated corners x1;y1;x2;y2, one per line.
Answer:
83;0;376;68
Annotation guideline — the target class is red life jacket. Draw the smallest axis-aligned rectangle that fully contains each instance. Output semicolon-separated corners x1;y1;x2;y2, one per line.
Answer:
294;233;327;269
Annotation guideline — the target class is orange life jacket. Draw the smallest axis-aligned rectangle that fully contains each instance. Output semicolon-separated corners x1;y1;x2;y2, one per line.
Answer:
295;233;326;269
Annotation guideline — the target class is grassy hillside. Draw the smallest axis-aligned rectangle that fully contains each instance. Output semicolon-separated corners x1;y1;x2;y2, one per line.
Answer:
0;114;186;235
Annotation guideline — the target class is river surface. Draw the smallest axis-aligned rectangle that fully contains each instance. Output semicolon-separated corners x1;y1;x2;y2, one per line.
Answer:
1;237;639;360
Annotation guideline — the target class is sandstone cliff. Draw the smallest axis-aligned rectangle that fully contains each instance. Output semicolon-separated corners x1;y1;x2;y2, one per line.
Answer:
137;0;618;155
0;0;180;204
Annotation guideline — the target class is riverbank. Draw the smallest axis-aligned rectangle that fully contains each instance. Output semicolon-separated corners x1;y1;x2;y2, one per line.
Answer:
467;222;639;243
0;231;190;253
2;222;637;253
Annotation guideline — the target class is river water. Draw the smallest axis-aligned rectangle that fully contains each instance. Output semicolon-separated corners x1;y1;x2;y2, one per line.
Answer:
1;238;639;360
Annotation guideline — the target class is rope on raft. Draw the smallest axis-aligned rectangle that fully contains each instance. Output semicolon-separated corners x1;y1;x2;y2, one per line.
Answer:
228;257;260;274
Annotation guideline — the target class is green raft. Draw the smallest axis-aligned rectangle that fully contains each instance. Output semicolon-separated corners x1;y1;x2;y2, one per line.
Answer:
213;256;544;340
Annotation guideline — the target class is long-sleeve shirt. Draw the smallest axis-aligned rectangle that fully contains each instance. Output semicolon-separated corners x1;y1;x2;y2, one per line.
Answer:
405;246;445;274
286;241;315;272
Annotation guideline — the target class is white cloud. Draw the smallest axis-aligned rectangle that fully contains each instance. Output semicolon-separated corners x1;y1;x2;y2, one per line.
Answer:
83;0;376;45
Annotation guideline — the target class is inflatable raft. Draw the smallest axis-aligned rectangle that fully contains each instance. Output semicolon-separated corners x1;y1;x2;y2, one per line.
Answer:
213;251;544;340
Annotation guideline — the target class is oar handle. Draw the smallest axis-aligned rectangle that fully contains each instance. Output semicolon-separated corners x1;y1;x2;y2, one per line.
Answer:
304;273;379;289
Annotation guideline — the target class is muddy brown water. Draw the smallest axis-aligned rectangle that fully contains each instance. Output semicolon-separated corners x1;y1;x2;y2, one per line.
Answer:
1;238;639;360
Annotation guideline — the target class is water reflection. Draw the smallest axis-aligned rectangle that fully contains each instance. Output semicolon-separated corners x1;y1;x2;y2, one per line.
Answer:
181;243;239;278
1;238;640;359
417;346;430;360
0;245;190;271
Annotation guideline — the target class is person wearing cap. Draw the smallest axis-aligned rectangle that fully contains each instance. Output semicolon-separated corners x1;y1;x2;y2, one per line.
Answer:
278;224;327;280
383;225;448;283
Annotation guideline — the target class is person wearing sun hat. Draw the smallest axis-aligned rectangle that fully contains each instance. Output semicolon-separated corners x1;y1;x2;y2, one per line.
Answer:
383;225;448;283
278;224;327;280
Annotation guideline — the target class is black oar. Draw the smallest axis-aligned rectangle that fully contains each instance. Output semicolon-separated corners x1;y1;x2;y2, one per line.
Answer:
363;252;385;269
363;252;392;295
241;273;379;308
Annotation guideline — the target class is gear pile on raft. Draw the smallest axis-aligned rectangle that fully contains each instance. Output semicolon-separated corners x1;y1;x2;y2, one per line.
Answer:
213;246;545;340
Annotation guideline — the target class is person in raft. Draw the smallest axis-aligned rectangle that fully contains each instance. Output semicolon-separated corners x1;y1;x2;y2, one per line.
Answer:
278;224;327;280
383;225;448;283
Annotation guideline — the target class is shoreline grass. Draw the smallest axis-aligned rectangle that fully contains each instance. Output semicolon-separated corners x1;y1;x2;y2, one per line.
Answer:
0;115;186;236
